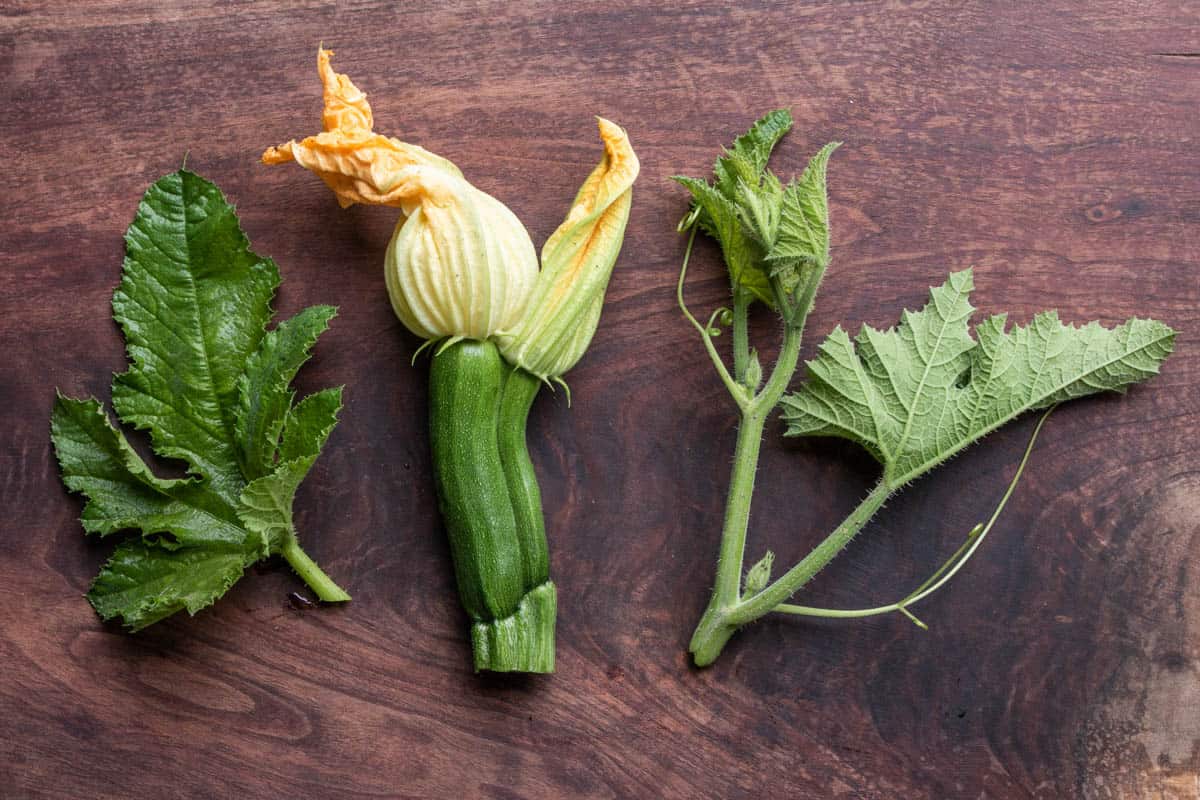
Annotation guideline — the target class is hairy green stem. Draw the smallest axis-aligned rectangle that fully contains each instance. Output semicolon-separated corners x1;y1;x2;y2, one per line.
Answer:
754;323;804;413
690;481;889;665
689;319;805;665
731;289;751;382
281;540;351;602
712;410;768;606
711;322;805;605
730;481;891;623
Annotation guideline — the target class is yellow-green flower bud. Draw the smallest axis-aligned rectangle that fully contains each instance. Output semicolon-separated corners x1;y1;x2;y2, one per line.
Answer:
496;118;639;379
383;166;538;341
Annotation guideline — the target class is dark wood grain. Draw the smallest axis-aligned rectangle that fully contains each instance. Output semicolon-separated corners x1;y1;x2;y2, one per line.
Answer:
2;2;1198;797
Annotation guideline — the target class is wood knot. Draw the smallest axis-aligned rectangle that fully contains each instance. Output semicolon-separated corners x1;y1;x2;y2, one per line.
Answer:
1083;197;1146;224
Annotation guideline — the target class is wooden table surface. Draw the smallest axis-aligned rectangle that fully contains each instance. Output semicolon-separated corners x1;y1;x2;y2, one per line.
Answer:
3;2;1198;798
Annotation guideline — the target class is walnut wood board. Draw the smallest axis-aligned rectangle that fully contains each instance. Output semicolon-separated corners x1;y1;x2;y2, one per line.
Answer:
2;2;1198;798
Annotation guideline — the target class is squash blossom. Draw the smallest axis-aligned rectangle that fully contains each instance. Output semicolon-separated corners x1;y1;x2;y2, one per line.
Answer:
264;49;638;672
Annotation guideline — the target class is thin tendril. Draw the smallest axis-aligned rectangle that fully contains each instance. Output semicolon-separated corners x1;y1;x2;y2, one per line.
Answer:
676;226;706;334
676;225;746;405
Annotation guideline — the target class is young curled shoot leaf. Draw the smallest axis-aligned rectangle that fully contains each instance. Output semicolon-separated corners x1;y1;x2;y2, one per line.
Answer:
51;170;349;631
676;112;1175;666
264;48;639;672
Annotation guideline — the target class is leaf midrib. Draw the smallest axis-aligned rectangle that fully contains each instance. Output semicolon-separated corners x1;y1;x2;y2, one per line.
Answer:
885;325;1174;487
176;177;240;460
888;281;969;478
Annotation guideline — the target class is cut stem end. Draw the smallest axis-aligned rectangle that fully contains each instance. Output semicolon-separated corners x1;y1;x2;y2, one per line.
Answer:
689;604;738;668
281;540;351;603
471;581;557;673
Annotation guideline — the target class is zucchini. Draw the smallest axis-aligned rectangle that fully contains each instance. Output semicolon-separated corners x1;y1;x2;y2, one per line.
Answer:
429;340;555;672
